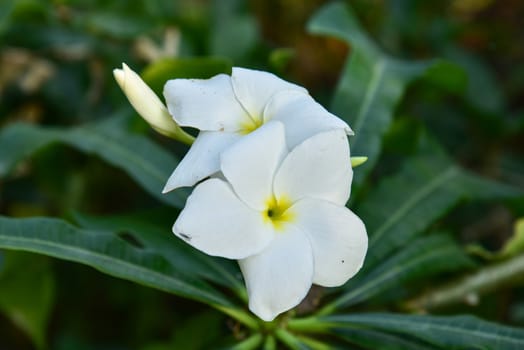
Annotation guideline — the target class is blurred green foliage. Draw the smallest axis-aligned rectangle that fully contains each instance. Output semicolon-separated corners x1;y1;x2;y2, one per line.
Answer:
0;0;523;349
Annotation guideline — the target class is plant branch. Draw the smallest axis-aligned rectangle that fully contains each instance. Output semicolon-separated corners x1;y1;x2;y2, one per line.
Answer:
287;317;331;334
404;253;524;311
213;305;260;330
274;329;303;350
231;334;263;350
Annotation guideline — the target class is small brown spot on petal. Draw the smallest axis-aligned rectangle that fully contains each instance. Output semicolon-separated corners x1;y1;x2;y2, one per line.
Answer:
179;232;192;241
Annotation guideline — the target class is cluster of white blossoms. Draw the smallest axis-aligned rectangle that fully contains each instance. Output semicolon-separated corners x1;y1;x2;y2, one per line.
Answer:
114;64;368;321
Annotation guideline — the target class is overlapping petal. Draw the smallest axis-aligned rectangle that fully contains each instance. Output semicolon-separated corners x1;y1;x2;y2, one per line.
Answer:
221;122;287;210
274;128;352;206
163;67;368;321
231;68;307;121
163;74;250;132
264;90;353;148
163;131;241;192
291;198;367;287
173;178;274;259
239;224;314;321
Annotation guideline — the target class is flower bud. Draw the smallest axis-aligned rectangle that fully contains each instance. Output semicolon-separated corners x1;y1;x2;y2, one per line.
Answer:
351;156;368;168
113;63;179;138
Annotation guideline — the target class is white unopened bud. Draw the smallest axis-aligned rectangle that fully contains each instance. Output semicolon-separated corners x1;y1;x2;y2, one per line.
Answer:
113;63;178;138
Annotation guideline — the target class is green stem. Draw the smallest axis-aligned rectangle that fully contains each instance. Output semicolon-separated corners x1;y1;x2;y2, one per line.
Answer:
234;285;249;304
263;335;277;350
405;253;524;311
274;329;302;350
213;305;260;330
172;125;195;145
231;334;263;350
286;317;331;334
297;335;332;350
316;302;338;317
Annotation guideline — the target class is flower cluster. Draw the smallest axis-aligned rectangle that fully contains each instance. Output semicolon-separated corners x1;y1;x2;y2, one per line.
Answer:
114;64;368;321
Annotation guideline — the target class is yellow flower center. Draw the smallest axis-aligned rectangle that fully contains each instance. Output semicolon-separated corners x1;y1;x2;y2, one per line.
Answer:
239;116;264;135
263;195;294;231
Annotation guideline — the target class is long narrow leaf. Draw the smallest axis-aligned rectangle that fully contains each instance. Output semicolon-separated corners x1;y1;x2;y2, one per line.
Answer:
308;1;448;187
0;252;54;350
0;115;186;207
357;152;519;270
334;327;437;350
0;216;233;307
328;235;474;310
72;211;245;293
325;313;524;350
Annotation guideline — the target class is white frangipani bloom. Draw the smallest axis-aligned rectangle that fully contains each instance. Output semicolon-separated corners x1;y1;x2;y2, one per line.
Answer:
162;67;352;192
173;121;367;321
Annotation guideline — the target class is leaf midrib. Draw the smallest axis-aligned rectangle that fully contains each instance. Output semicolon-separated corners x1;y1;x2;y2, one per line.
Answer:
335;244;456;307
369;166;459;246
70;128;170;184
341;316;524;346
350;59;387;148
0;234;229;306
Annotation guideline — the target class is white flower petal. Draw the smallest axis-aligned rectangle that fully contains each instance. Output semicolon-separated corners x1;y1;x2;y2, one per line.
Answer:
291;199;367;287
163;131;241;192
274;129;353;206
231;67;307;120
239;224;314;321
114;63;176;137
163;74;250;132
265;90;353;148
173;178;273;259
220;121;287;211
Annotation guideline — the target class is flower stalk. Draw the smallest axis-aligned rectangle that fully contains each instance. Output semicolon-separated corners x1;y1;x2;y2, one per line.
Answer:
213;305;261;330
231;334;263;350
286;316;331;334
263;335;276;350
274;328;302;350
404;253;524;311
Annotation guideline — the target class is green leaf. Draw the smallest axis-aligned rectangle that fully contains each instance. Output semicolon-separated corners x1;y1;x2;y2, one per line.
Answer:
0;251;54;350
325;313;524;350
444;46;505;115
72;210;245;294
421;60;468;95
210;0;258;62
328;235;474;310
142;311;225;350
0;216;233;307
308;1;449;187
83;11;154;39
274;329;312;350
334;327;437;350
230;334;264;350
269;48;296;73
0;0;15;35
142;57;233;96
169;311;224;350
356;151;521;270
0;114;186;207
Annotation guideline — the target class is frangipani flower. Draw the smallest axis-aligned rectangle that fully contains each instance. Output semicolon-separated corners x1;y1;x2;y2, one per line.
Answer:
162;67;352;192
173;121;367;321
